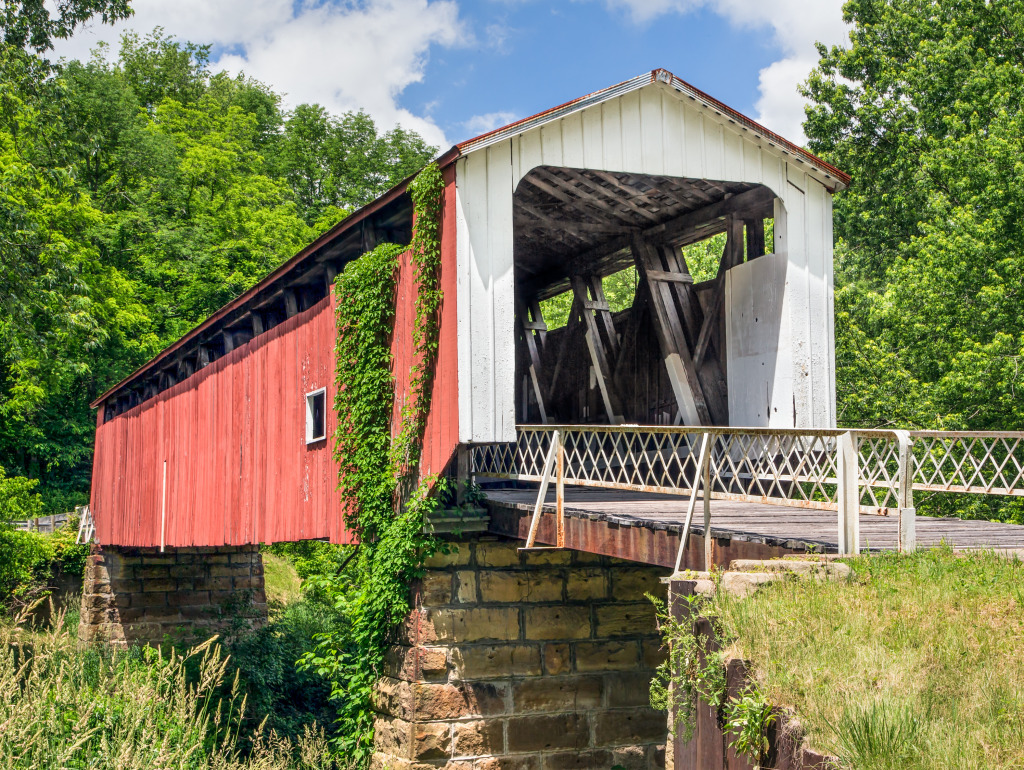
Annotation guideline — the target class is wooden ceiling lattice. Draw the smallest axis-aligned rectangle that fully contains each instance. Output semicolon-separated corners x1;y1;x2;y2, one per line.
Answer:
513;166;759;299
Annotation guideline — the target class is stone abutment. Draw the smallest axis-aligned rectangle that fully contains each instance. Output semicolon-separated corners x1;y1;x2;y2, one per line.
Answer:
79;544;268;646
372;535;670;769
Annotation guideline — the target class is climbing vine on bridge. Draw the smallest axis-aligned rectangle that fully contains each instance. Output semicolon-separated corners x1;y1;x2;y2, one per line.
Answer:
298;163;446;764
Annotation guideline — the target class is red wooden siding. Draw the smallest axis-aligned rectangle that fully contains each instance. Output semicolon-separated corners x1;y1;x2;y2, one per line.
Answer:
91;297;348;547
392;166;461;480
91;173;461;547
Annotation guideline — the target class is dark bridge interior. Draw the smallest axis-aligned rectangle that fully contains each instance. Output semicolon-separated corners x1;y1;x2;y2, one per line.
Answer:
512;166;775;428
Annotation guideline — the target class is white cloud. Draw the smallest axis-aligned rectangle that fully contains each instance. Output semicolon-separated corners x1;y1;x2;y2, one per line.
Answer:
462;110;518;137
50;0;465;147
604;0;848;143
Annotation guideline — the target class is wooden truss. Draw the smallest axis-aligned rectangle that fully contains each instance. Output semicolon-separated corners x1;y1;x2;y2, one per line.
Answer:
516;191;770;427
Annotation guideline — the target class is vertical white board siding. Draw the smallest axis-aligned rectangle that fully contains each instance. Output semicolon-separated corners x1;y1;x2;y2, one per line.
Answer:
804;178;831;426
509;136;522;190
704;117;725;181
773;197;788;259
601;100;624;170
582;107;604;168
455;147;517;443
723;127;745;181
824;193;837;424
783;168;811;427
726;253;792;427
639;88;664;175
540;122;564;167
455;79;838;441
683;105;704;176
741;138;763;186
561;112;585;169
661;90;684;177
764;156;786;210
620;90;644;171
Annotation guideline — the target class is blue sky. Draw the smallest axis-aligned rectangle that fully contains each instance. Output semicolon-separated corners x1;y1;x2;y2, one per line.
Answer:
403;3;776;143
53;0;848;149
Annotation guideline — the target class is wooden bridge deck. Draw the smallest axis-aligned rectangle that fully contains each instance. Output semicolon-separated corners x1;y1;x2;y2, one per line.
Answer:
483;487;1024;568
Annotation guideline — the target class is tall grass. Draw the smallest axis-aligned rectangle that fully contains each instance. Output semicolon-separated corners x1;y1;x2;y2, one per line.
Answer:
715;547;1024;769
263;553;303;606
0;601;332;769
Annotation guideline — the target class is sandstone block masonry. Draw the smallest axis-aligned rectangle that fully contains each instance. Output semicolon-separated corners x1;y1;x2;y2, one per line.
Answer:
79;544;267;645
372;536;671;769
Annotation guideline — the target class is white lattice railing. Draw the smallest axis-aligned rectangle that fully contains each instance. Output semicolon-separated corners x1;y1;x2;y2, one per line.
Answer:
470;425;1024;559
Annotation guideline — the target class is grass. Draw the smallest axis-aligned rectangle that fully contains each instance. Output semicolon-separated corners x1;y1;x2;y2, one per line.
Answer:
713;547;1024;769
263;553;302;606
0;602;331;769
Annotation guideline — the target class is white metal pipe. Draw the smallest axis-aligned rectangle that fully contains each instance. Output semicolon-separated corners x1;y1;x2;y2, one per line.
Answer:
674;432;711;573
160;460;167;553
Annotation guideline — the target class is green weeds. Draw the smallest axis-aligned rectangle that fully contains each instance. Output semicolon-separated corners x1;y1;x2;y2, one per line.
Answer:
714;547;1024;769
0;603;331;769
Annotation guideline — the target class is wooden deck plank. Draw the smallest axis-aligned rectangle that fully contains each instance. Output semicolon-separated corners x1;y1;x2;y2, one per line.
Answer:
485;488;1024;552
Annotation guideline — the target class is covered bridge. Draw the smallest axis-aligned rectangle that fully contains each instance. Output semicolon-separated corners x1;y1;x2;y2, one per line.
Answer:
89;68;847;549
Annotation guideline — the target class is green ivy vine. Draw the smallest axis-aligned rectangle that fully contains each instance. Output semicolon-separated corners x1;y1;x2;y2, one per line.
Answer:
650;590;776;769
298;163;446;766
392;159;445;490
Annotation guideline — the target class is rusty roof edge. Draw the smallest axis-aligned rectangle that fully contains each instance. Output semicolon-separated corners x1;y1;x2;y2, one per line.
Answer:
456;71;655;155
90;146;464;408
659;71;850;189
455;68;849;191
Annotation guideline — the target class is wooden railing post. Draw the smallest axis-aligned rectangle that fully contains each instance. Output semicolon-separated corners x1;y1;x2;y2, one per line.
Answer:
837;431;860;556
555;437;565;548
894;430;916;553
674;432;711;574
523;430;560;549
703;439;713;570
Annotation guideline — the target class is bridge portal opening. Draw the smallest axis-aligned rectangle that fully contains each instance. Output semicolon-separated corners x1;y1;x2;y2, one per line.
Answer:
513;167;777;427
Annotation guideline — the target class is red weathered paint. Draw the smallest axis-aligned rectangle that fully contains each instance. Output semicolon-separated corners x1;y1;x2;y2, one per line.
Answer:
91;176;461;547
391;166;461;481
91;296;349;547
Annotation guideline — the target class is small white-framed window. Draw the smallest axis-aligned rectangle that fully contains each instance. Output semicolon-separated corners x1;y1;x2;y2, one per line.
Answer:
305;387;327;444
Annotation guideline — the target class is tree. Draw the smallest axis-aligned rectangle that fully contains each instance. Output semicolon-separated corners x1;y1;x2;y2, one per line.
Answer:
276;105;435;227
0;30;438;511
1;0;131;53
804;0;1024;521
804;0;1024;431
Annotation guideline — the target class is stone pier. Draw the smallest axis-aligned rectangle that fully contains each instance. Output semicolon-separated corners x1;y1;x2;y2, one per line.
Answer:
79;544;267;646
372;536;670;769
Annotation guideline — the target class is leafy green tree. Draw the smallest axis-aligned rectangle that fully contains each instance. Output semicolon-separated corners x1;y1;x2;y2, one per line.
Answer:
277;105;435;227
0;464;43;521
0;29;437;511
804;0;1024;432
804;0;1024;521
1;0;131;53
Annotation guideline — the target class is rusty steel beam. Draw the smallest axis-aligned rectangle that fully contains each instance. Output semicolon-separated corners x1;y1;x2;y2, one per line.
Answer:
486;501;818;569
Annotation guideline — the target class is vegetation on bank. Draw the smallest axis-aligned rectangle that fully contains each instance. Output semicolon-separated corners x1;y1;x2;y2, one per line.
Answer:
0;481;88;605
0;531;355;769
658;548;1024;769
293;163;447;762
0;603;332;770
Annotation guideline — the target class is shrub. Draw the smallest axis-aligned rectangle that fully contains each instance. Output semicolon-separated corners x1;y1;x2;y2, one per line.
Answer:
0;464;42;521
264;541;352;581
49;512;89;579
0;604;333;769
0;526;52;605
225;597;345;748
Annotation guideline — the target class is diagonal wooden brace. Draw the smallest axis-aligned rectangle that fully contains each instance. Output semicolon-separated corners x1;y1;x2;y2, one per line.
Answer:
521;430;565;550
